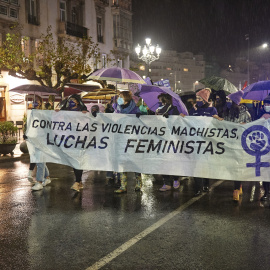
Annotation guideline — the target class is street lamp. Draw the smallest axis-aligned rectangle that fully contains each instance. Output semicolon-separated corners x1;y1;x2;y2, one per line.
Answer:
245;34;250;85
135;38;161;77
193;81;199;91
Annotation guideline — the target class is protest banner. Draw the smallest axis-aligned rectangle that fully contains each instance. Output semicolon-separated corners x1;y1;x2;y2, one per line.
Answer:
26;110;270;181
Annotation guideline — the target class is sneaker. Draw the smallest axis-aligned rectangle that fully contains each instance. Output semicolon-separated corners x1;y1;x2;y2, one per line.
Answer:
32;182;43;191
173;180;180;189
42;177;51;187
71;182;80;192
159;185;172;192
203;186;209;192
114;187;127;193
233;189;240;201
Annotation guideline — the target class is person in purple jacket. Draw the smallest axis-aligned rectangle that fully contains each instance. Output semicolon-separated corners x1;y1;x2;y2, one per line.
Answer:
114;90;143;193
189;88;223;196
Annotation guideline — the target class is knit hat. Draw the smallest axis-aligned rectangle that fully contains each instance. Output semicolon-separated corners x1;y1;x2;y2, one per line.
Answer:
263;95;270;104
196;88;211;102
228;90;244;105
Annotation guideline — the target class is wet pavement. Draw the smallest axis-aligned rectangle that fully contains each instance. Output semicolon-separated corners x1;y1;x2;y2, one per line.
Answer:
1;149;270;270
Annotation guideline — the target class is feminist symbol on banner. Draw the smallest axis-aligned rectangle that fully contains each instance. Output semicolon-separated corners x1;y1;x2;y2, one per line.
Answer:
241;125;270;176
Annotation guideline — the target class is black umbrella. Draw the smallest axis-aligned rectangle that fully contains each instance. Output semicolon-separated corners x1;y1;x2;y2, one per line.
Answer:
9;84;59;96
199;76;238;94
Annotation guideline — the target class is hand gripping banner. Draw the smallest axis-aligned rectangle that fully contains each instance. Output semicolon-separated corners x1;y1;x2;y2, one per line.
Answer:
26;110;270;181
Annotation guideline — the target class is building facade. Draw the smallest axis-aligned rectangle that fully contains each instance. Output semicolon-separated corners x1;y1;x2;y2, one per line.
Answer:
131;49;205;94
0;0;132;122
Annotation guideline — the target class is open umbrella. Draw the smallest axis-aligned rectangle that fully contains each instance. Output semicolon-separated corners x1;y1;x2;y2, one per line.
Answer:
88;67;146;84
139;85;188;115
9;84;59;96
242;80;270;101
199;76;238;94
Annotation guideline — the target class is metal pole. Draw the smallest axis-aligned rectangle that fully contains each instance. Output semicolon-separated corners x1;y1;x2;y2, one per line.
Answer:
246;34;250;85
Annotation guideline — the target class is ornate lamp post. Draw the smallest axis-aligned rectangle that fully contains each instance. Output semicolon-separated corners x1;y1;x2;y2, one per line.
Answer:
135;38;161;77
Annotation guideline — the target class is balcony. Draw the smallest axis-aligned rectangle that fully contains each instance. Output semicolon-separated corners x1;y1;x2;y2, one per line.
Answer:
28;14;39;26
60;21;88;38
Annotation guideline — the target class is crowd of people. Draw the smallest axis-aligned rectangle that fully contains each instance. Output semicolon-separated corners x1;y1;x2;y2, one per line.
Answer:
25;87;270;203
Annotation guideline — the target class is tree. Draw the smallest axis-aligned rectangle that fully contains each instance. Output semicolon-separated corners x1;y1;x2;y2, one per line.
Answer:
0;24;101;90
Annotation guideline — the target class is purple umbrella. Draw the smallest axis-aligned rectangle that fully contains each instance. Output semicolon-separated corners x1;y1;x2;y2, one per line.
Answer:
242;80;270;101
88;67;146;84
139;85;189;115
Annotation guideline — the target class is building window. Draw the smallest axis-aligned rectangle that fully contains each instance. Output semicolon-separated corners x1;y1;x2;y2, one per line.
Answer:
183;68;189;72
29;0;36;16
97;17;103;43
11;0;19;5
71;6;77;24
21;37;31;58
118;59;122;68
27;0;39;25
0;5;7;15
60;1;66;22
101;54;107;68
10;8;17;18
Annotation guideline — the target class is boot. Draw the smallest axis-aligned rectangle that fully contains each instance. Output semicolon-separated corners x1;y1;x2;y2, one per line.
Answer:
239;185;243;196
134;175;142;191
233;189;240;201
114;173;127;193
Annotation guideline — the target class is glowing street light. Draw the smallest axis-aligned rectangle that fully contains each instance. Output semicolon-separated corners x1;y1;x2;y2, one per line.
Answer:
135;38;161;77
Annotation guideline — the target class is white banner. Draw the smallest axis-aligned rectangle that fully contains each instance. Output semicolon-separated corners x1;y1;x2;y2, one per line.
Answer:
26;110;270;181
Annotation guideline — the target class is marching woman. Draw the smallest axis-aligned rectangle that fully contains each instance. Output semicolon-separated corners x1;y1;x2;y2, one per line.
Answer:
189;88;223;196
114;90;143;193
156;93;181;191
56;94;88;192
223;90;252;201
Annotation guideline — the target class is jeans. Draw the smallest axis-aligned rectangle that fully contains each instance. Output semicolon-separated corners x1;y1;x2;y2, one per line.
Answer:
36;163;49;183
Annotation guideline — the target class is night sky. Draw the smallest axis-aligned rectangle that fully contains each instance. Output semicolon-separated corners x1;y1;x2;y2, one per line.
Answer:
132;0;270;65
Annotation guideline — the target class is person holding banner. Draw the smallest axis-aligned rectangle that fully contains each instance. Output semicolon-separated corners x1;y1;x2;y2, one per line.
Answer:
214;90;227;118
224;90;252;201
156;93;181;191
114;91;143;193
189;88;222;196
258;95;270;201
56;94;88;192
